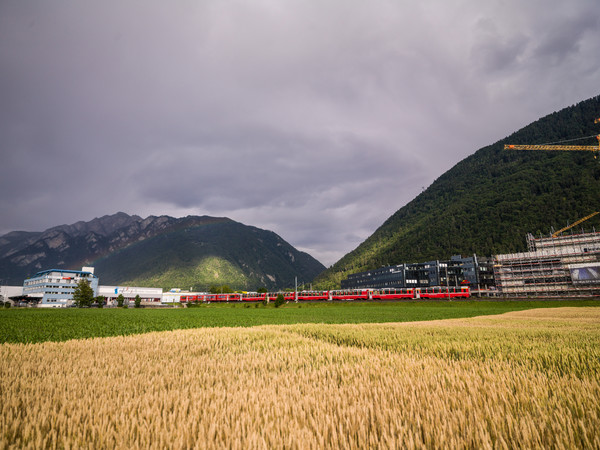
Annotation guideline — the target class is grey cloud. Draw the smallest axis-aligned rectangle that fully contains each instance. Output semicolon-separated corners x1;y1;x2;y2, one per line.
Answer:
135;129;416;212
532;13;599;65
1;0;599;265
470;18;529;73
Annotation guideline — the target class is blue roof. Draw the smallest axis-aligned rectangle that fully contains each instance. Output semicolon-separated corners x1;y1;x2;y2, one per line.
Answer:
28;269;98;279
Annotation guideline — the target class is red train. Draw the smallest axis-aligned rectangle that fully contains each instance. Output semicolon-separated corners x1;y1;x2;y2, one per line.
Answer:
179;286;469;303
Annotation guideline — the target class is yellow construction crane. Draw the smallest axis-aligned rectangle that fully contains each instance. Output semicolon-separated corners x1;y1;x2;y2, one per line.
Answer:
552;211;600;237
504;118;600;154
504;119;600;238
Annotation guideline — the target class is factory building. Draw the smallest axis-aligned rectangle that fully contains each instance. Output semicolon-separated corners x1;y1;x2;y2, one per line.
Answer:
494;231;600;297
19;267;165;307
98;285;163;306
0;285;23;306
341;255;494;293
23;267;99;307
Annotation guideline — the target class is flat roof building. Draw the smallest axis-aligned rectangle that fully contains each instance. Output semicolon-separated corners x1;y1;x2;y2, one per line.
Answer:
23;268;99;307
98;285;163;306
0;285;23;306
341;255;494;293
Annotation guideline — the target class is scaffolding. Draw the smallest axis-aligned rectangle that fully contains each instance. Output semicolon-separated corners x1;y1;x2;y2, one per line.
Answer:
494;231;600;297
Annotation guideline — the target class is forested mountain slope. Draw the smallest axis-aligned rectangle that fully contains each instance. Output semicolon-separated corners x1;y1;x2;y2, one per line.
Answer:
315;95;600;288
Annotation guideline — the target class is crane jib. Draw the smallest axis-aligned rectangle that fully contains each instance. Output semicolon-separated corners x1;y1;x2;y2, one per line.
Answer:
504;144;599;151
504;120;600;152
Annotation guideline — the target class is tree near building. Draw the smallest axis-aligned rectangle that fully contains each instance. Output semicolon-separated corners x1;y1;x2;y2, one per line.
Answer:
95;296;106;308
116;294;124;307
134;294;141;308
73;280;94;307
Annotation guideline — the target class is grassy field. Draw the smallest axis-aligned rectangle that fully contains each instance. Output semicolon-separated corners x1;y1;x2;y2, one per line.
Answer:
2;299;600;344
1;307;599;448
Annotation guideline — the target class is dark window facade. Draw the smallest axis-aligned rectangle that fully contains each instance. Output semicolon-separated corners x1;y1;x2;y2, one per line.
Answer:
341;255;495;290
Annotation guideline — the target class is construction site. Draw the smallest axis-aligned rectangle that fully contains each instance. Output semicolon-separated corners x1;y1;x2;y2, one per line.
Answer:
496;119;600;297
494;228;600;297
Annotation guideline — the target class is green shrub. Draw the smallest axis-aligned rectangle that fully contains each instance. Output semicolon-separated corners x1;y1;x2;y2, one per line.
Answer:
274;294;285;308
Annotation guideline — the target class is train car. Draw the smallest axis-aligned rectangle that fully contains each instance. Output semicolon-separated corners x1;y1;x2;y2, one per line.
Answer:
452;286;470;298
297;291;329;301
417;286;470;299
418;287;447;299
241;292;267;302
329;289;371;301
371;288;415;300
203;293;242;302
265;292;295;302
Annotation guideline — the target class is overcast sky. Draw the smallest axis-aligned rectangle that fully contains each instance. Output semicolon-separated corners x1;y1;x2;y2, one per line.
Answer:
1;0;599;266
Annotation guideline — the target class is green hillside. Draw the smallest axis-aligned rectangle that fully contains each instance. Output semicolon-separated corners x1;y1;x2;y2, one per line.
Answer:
93;219;325;291
315;95;600;288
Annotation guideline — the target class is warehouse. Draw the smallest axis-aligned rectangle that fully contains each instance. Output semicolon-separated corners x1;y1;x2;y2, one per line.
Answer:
98;285;163;306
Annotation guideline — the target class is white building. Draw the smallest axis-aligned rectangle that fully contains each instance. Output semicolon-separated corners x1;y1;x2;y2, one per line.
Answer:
98;285;163;306
161;290;183;303
23;267;99;307
0;285;23;305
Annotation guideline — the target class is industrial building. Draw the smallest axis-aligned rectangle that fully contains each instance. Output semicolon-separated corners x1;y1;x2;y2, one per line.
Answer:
98;285;163;306
494;231;600;297
22;267;99;307
0;285;23;306
16;267;166;307
341;254;494;293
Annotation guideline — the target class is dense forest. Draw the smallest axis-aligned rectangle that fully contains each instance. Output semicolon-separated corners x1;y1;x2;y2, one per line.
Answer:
314;95;600;288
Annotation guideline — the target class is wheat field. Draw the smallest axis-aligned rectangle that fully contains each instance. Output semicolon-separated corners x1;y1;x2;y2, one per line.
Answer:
2;307;599;448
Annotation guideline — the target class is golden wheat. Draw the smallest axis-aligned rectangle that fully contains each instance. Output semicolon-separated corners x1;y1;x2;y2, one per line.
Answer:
1;307;599;449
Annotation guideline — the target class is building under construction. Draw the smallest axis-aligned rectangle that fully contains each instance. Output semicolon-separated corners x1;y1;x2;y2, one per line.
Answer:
494;231;600;297
493;119;600;297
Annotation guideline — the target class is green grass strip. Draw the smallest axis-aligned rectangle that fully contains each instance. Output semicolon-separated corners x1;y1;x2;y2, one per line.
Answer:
1;299;600;344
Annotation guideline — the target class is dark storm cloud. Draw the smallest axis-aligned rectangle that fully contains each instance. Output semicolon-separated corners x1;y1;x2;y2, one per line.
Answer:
1;0;599;265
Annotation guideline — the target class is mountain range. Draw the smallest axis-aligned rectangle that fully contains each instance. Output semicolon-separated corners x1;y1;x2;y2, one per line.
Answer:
315;94;600;288
0;213;325;290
